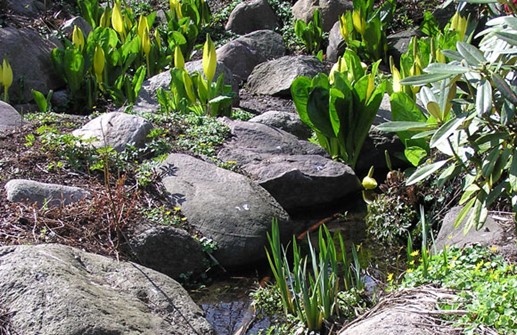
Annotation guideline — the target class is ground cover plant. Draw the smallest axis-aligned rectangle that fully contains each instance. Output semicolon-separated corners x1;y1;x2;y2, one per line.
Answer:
402;246;517;334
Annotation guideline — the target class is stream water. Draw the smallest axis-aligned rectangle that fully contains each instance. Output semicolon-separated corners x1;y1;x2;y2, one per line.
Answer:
190;206;369;335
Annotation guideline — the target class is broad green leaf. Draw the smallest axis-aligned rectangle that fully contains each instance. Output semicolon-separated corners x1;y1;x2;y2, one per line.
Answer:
495;31;517;46
406;159;448;185
437;163;459;187
425;63;468;74
511;151;517;192
32;90;48;113
491;147;511;184
481;146;500;178
307;87;333;138
291;76;313;128
492;73;517;105
456;41;486;66
426;101;442;120
459;184;480;205
376;121;433;132
400;73;452;86
430;115;465;148
476;79;492;116
454;197;475;229
404;146;427;166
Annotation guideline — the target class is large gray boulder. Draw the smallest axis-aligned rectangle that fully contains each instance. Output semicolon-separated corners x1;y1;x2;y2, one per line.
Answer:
217;30;285;84
225;0;280;35
0;100;22;131
246;55;326;97
127;224;209;280
5;0;44;17
0;244;214;335
218;120;361;212
326;21;345;62
5;179;90;208
434;207;517;259
0;27;63;102
159;153;291;267
72;112;153;152
292;0;353;32
133;60;238;113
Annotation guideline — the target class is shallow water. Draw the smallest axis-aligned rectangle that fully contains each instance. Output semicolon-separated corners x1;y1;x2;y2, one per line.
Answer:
191;276;272;334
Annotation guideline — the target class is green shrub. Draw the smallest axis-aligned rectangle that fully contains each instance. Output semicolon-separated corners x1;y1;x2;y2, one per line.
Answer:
378;14;517;230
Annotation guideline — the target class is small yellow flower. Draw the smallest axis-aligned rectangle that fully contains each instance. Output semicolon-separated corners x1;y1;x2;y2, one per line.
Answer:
173;206;181;212
410;250;420;257
489;245;498;253
406;268;413;273
387;273;394;282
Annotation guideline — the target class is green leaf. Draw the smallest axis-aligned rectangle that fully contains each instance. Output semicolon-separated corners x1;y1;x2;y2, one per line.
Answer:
400;73;453;86
425;63;468;74
32;89;48;113
404;146;427;166
377;121;434;132
481;147;500;178
307;87;333;138
456;41;487;66
476;79;492;116
291;76;313;128
430;115;465;148
406;160;448;185
495;31;517;46
454;197;475;229
492;73;517;105
510;151;517;192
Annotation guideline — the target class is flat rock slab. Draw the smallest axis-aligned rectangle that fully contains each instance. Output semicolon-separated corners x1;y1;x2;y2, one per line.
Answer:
339;287;459;335
72;112;153;152
5;179;90;208
246;55;326;97
159;153;290;267
0;101;22;131
249;110;311;139
0;244;214;335
218;120;361;212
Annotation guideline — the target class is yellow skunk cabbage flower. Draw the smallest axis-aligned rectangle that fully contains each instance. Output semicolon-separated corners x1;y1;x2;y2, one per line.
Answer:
182;71;196;103
174;46;185;69
329;57;347;83
390;57;401;93
138;15;147;40
339;14;349;40
352;10;365;36
100;9;111;28
111;1;126;39
93;46;105;84
2;58;13;102
141;26;151;56
362;166;377;190
154;29;162;49
72;26;85;51
450;12;467;41
170;0;183;19
203;34;216;83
